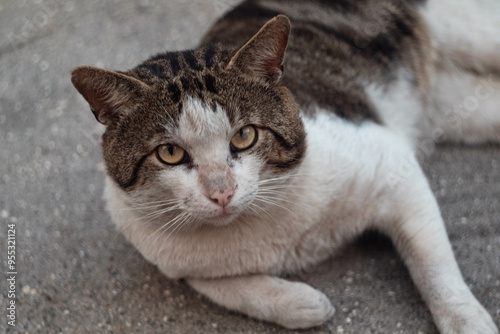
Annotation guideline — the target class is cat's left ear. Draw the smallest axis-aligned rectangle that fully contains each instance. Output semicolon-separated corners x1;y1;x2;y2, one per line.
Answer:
226;15;290;84
71;65;150;126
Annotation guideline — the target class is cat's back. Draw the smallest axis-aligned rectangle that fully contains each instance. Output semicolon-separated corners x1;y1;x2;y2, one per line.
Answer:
202;0;432;123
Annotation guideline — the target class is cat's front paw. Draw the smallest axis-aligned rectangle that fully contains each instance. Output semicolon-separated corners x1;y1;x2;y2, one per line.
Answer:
271;281;335;329
435;301;498;334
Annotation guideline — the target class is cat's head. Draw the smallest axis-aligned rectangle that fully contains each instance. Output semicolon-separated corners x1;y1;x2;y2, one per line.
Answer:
71;15;306;227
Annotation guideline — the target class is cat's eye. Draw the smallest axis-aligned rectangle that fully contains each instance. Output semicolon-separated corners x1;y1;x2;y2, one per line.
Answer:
231;125;257;151
156;144;187;165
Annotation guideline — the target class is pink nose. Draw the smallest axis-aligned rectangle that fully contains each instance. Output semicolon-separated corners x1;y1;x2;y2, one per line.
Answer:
210;189;234;208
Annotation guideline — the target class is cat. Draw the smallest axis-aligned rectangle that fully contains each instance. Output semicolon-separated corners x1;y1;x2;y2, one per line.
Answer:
70;0;500;332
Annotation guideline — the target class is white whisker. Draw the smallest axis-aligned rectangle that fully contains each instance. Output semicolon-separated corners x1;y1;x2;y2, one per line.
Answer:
255;188;310;211
248;202;279;225
147;211;189;245
115;202;183;240
163;211;193;243
139;204;182;221
246;204;265;220
120;199;181;212
253;196;299;218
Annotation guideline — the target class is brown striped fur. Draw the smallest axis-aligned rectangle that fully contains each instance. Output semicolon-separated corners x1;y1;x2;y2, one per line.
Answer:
72;16;305;190
203;0;432;120
71;0;432;190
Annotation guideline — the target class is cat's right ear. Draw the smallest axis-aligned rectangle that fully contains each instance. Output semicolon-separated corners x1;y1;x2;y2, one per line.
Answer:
226;15;291;84
71;66;149;126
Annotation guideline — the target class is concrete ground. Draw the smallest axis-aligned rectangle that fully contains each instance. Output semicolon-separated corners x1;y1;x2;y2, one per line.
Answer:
0;1;498;333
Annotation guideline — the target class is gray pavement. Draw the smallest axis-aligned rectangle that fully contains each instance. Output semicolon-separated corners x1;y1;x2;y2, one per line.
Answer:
0;1;499;333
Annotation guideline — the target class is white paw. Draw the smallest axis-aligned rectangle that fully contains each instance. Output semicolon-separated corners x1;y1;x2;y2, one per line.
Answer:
272;282;335;329
435;301;498;334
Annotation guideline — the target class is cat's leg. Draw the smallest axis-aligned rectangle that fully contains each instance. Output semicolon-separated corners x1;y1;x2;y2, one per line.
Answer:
379;166;498;334
419;0;500;73
186;274;334;329
422;70;500;144
417;0;500;145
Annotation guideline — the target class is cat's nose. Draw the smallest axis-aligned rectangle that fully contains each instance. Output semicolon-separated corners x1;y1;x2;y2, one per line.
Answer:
209;188;234;208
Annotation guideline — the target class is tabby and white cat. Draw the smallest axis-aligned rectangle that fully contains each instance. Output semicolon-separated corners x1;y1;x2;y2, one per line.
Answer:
71;0;500;332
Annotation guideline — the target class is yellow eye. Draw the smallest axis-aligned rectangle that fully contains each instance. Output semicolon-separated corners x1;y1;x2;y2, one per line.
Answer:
231;125;257;151
156;144;187;165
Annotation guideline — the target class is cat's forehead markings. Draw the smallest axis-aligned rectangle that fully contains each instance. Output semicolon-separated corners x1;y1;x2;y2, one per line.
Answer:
178;96;231;141
180;50;203;72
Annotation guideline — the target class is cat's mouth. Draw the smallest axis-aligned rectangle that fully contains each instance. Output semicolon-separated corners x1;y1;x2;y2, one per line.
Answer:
204;207;242;227
217;210;232;219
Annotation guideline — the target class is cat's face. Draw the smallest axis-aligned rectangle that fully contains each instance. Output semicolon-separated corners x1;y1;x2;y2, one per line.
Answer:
159;96;260;225
124;94;278;227
72;16;306;227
